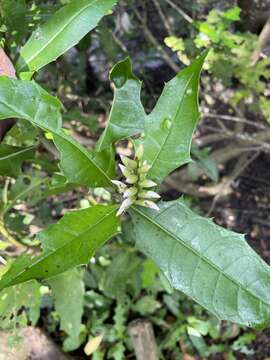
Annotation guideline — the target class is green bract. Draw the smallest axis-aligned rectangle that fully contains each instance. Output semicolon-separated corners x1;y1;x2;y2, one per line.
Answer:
113;144;160;216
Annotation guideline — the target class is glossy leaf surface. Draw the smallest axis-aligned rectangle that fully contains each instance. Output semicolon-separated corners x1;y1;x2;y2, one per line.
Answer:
54;132;115;187
130;199;270;328
143;53;207;183
0;77;114;187
0;76;62;131
0;205;120;291
96;58;146;151
16;0;117;72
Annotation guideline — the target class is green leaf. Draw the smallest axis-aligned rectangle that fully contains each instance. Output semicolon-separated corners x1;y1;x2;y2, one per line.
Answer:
54;132;115;187
190;144;219;182
4;174;47;214
0;76;62;131
142;52;207;183
96;58;146;151
49;268;84;351
0;77;114;187
222;7;241;21
0;144;35;177
132;295;161;316
101;251;141;299
0;0;27;43
187;326;208;357
108;342;125;360
113;302;126;338
0;280;41;330
130;199;270;328
0;205;120;291
16;0;117;73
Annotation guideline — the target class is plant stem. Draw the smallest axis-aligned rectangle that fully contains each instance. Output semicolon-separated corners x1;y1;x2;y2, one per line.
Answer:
0;219;25;249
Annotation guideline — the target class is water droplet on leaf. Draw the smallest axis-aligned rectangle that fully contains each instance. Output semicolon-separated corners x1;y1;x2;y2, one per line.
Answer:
161;118;172;131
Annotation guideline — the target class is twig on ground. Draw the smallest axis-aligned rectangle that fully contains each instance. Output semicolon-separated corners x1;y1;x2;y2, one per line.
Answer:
133;6;180;73
152;0;174;36
163;0;193;24
203;113;266;130
207;151;260;216
129;320;159;360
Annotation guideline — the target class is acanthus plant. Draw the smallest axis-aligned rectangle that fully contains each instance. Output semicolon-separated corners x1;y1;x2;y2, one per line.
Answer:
113;144;160;216
0;0;270;332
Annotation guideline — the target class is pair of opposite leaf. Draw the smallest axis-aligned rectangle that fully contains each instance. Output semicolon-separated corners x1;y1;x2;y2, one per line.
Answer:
112;144;160;216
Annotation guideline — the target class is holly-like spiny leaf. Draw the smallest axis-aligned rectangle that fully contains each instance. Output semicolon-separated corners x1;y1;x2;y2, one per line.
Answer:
130;199;270;329
142;52;207;183
0;77;114;187
16;0;118;73
96;57;146;151
0;76;62;130
0;205;120;291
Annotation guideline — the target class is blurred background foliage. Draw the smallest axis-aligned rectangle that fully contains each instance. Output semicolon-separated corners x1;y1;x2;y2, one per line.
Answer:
1;0;270;359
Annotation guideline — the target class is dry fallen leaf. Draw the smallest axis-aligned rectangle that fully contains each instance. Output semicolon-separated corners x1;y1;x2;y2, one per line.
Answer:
0;48;16;77
84;334;103;356
0;47;16;141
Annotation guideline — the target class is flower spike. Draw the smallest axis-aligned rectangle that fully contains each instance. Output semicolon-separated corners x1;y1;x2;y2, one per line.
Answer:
115;144;160;215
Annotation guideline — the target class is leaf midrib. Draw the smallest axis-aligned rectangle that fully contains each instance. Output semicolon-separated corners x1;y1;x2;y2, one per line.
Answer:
146;72;194;172
7;207;118;285
131;205;269;309
19;0;100;70
57;131;112;184
0;146;34;161
4;178;47;215
0;93;111;184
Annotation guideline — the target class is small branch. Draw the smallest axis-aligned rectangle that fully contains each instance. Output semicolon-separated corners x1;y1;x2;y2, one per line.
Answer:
128;320;159;360
152;0;174;36
162;144;262;198
0;327;72;360
207;151;260;216
251;16;270;66
112;31;128;53
133;6;180;73
0;219;25;249
40;137;59;158
163;0;193;24
203;113;266;130
201;125;270;152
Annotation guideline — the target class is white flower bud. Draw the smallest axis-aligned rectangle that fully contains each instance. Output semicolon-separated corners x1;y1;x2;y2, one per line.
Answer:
139;179;157;188
123;187;138;198
120;155;137;170
135;144;144;161
119;164;133;178
116;197;135;216
138;163;151;173
138;190;160;199
135;199;160;211
126;174;138;184
111;180;127;193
